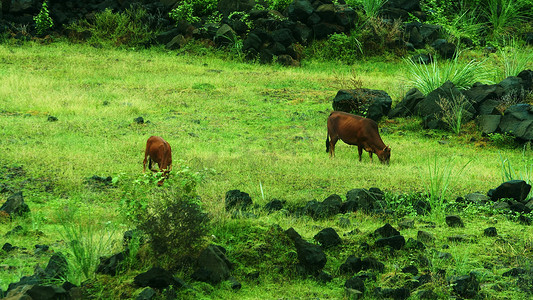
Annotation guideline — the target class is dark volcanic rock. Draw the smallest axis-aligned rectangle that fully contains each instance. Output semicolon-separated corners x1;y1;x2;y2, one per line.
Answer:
445;215;465;227
192;244;233;284
451;272;480;298
0;191;30;217
483;227;498;237
313;227;341;248
374;223;400;238
225;190;253;211
488;180;531;202
286;227;327;275
339;255;362;275
375;235;405;250
135;267;185;289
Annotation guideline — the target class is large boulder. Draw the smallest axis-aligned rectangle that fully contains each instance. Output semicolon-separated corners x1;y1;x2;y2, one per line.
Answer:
488;180;531;202
498;104;533;141
314;227;341;248
135;267;186;289
342;188;382;213
225;190;253;212
388;88;425;118
415;81;474;130
0;191;30;217
287;0;314;23
191;244;233;284
286;228;327;275
332;89;392;122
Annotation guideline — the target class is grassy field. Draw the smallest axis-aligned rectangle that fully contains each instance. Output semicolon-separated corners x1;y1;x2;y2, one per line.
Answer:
0;42;532;299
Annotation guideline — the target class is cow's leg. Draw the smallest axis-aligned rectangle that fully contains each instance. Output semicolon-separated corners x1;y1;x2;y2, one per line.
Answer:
329;136;338;157
369;151;373;162
358;146;363;161
143;155;149;172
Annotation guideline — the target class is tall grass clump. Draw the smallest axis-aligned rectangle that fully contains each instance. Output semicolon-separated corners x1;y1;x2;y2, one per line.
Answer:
66;6;158;48
437;93;473;133
499;148;533;198
361;0;388;19
484;0;527;41
57;207;117;285
495;38;533;81
405;54;493;95
423;155;470;220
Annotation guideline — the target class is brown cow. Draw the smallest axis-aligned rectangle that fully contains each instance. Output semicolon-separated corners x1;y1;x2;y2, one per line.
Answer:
326;111;391;164
143;136;172;185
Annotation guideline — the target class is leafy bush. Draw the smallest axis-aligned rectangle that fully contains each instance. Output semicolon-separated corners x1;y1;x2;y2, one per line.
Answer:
33;0;54;35
118;162;212;266
357;17;405;57
169;0;218;24
139;191;210;266
305;32;362;64
66;6;158;48
263;0;293;11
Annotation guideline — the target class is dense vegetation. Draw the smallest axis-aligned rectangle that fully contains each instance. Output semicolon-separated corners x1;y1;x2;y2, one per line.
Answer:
0;0;532;299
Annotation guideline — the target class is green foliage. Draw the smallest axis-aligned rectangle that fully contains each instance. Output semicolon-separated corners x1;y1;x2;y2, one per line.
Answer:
405;54;493;95
262;0;293;11
423;155;470;220
169;0;218;24
139;191;210;266
499;150;533;188
488;132;519;148
484;0;527;41
437;93;472;133
66;6;157;48
360;0;388;19
495;38;533;81
57;206;117;284
305;32;362;64
33;0;54;35
119;162;210;224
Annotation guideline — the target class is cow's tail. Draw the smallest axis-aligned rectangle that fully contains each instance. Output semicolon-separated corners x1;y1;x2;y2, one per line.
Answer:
326;133;330;153
148;157;153;170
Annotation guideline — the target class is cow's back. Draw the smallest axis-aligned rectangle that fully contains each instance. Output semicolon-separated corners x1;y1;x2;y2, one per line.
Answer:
328;111;383;147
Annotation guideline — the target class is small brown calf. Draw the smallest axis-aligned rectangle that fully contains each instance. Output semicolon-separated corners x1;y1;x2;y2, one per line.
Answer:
143;136;172;185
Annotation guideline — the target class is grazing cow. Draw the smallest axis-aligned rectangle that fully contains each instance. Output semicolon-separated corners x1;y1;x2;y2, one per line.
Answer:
326;111;391;164
143;136;172;185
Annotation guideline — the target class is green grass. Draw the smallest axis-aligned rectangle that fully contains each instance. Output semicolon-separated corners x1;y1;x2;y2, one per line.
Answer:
0;42;532;299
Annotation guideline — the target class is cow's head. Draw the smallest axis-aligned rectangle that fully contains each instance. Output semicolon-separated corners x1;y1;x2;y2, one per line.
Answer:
378;146;391;165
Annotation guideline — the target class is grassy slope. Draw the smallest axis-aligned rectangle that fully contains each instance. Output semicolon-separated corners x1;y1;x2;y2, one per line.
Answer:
0;42;531;299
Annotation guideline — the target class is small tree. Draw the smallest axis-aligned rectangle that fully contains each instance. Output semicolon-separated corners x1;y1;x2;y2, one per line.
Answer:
34;0;54;35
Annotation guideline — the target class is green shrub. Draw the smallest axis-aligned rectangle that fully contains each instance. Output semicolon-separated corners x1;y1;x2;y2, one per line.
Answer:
118;162;212;266
169;0;218;24
360;0;388;19
139;191;210;266
305;32;362;64
66;6;157;48
33;0;54;35
263;0;293;11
